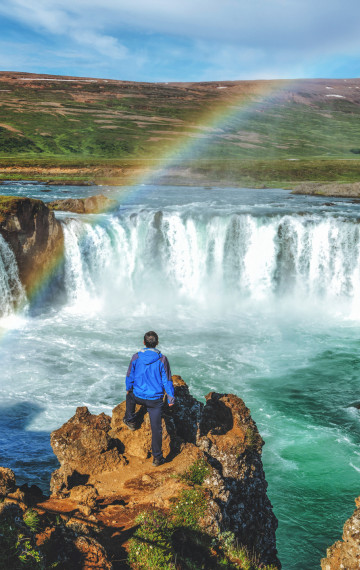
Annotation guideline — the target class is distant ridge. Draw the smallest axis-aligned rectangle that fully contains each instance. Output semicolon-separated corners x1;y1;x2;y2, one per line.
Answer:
1;71;360;186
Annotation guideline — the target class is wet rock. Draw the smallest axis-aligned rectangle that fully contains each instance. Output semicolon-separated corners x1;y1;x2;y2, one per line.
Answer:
48;194;117;214
0;466;16;496
321;495;360;569
0;196;64;296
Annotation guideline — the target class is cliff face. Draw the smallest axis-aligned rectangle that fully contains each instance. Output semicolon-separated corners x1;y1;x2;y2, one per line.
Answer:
0;196;64;296
47;376;280;568
321;496;360;569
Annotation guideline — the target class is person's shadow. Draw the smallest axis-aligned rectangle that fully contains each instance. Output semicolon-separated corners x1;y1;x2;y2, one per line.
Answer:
0;401;58;493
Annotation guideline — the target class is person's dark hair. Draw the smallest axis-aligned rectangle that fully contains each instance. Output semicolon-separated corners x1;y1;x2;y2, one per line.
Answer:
144;331;159;348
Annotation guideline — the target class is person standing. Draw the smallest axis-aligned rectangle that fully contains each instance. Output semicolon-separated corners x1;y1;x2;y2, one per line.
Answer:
123;331;175;466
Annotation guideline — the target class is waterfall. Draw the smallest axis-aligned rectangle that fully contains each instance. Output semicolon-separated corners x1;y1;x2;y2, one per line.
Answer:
0;234;25;318
60;210;360;309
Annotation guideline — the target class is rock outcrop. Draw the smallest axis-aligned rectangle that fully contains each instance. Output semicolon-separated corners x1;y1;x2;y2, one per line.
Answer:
0;196;64;295
48;194;117;214
321;496;360;569
0;468;112;569
48;376;280;568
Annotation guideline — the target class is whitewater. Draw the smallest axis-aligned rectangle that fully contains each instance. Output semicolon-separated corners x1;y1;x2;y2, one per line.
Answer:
1;183;360;569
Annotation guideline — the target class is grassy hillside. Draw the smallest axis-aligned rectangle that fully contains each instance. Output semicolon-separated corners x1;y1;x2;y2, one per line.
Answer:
1;72;360;185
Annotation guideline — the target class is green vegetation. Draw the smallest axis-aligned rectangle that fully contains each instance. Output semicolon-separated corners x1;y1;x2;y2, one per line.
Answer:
128;459;278;569
1;74;360;185
171;488;207;530
179;457;210;486
23;509;41;533
0;521;45;570
128;511;175;570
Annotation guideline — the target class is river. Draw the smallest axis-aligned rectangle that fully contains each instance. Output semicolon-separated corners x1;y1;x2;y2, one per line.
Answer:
1;182;360;569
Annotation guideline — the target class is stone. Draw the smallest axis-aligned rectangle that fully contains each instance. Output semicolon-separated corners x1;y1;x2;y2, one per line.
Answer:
48;194;117;214
50;406;124;494
197;392;279;568
74;535;112;569
70;485;98;509
0;466;16;496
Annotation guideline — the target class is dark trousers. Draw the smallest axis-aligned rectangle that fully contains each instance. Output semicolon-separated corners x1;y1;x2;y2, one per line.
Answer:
125;391;164;459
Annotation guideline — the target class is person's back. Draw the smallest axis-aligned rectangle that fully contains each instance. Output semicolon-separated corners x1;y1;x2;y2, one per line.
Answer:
123;331;175;466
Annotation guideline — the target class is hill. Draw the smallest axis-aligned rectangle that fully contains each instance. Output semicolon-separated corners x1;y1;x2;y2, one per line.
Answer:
1;72;360;186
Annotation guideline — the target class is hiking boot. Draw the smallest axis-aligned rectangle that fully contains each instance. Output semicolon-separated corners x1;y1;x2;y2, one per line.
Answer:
123;418;136;431
152;457;165;467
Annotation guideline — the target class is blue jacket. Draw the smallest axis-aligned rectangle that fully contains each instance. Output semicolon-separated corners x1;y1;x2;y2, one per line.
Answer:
126;347;175;404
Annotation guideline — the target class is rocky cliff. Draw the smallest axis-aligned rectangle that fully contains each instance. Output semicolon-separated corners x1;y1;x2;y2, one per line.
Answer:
321;496;360;569
0;196;64;296
0;377;280;569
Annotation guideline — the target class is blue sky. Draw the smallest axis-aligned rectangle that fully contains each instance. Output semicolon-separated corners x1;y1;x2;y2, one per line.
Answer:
0;0;359;82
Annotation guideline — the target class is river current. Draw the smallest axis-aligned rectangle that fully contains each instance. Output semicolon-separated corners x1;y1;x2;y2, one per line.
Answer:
1;182;360;569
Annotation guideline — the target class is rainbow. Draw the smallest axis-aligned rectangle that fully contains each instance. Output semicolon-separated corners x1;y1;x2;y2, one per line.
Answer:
0;78;295;327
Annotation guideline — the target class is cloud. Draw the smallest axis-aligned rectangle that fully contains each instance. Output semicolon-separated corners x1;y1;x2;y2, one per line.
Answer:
0;0;360;80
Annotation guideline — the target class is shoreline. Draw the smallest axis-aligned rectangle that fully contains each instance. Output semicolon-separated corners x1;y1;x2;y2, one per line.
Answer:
3;177;360;198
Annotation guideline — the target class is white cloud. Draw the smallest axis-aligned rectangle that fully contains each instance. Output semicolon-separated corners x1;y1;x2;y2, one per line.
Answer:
0;0;360;80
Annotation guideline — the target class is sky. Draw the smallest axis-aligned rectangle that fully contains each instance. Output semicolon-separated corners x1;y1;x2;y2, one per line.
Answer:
0;0;359;82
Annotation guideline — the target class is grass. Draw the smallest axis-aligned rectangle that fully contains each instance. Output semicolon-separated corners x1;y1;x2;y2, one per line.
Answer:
179;458;211;486
2;74;360;186
128;459;279;569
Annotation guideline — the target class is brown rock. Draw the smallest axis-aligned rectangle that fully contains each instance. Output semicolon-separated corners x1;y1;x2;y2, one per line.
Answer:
321;496;360;569
49;378;280;568
197;392;279;568
0;196;64;296
0;466;16;496
48;194;117;214
110;400;171;459
50;406;124;494
74;535;112;569
70;485;98;510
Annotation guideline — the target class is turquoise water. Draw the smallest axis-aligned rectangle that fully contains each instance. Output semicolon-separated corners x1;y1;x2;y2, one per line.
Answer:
1;183;360;569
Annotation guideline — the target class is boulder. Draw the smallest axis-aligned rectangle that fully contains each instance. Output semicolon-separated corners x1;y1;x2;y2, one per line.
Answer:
74;536;112;570
50;406;125;495
70;485;98;515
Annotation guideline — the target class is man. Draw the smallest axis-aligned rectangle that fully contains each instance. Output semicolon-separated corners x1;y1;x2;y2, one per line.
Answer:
123;331;175;466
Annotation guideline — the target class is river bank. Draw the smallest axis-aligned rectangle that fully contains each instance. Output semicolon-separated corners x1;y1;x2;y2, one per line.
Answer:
1;158;360;190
